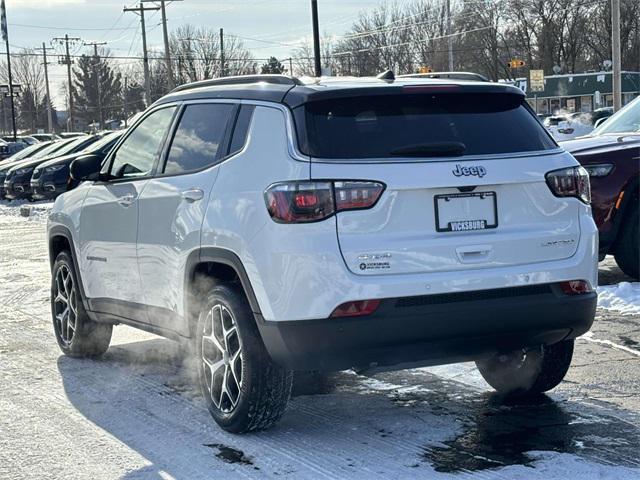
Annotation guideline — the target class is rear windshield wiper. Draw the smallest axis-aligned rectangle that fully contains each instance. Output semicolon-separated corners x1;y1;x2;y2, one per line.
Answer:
390;142;466;157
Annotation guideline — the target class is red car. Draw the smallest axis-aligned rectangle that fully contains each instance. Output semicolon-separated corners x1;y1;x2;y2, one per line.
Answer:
562;97;640;279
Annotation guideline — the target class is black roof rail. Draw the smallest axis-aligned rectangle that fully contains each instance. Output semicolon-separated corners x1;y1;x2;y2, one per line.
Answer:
171;74;303;93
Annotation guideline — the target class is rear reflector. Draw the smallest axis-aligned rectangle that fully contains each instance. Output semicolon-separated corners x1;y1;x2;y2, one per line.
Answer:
559;280;592;295
331;300;381;318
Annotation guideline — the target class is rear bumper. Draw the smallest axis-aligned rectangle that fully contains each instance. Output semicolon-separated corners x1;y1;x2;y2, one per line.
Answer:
257;284;596;372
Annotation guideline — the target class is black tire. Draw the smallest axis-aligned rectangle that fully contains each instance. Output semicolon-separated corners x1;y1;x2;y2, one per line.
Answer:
475;339;574;396
614;201;639;280
51;251;112;357
196;283;292;433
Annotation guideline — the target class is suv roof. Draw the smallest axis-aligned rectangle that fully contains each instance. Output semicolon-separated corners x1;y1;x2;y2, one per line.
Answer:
156;74;525;109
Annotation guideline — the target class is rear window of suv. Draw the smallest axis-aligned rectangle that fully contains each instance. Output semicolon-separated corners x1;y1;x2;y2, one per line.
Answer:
294;92;556;159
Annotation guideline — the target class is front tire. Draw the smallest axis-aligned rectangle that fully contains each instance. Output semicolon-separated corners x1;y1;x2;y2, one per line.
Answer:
614;201;639;280
51;251;112;357
196;284;292;433
475;340;574;396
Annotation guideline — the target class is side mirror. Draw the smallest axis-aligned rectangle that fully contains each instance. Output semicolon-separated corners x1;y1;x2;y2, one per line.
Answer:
70;154;103;182
594;117;608;129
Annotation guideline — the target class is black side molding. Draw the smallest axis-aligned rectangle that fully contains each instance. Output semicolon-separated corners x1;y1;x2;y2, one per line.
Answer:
185;247;262;315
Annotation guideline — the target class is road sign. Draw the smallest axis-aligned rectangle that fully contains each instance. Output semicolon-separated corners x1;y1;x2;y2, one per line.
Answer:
508;59;525;69
418;66;433;73
530;69;545;92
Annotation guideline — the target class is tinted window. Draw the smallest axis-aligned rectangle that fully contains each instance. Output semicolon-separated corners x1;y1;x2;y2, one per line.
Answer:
164;103;234;175
110;107;176;179
229;105;255;155
295;92;557;159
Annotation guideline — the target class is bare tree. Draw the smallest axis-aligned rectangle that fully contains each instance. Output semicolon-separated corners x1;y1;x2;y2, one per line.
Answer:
0;49;47;132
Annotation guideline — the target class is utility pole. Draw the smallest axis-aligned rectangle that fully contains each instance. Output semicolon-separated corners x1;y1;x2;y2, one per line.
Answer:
142;0;182;91
219;28;225;77
84;41;107;131
311;0;321;77
123;75;129;128
41;42;54;133
1;0;17;141
124;2;160;107
288;57;293;76
611;0;622;111
53;34;81;132
446;0;453;71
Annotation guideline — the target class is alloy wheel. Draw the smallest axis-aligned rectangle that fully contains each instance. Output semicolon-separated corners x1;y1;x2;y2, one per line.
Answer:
53;264;78;347
201;304;243;413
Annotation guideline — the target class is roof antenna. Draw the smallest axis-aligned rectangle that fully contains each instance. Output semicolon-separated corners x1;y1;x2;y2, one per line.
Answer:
376;70;395;81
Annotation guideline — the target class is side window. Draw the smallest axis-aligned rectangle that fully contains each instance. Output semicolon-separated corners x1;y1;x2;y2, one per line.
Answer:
229;105;255;156
163;103;235;175
109;107;176;179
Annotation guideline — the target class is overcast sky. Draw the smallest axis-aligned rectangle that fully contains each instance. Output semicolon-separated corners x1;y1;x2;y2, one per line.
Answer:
4;0;384;109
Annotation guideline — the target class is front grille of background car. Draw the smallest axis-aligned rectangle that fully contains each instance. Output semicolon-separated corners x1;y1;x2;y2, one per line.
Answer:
395;284;554;308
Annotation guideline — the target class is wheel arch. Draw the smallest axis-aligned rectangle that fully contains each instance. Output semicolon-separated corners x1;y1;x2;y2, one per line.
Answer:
611;175;640;250
184;248;263;337
48;225;90;312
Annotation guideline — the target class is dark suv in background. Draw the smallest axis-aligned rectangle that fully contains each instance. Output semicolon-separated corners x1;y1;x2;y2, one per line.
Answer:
31;131;124;200
3;136;101;201
562;96;640;279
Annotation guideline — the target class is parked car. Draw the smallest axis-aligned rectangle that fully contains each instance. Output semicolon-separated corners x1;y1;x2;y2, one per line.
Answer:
48;74;597;433
58;132;88;139
2;135;39;146
0;140;53;166
561;96;640;278
31;133;60;143
544;114;591;141
544;108;615;141
4;135;100;200
1;139;71;199
31;131;124;200
0;141;27;161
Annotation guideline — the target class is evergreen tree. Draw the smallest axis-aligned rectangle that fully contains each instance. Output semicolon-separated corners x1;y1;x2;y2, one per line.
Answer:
73;50;123;128
260;57;285;74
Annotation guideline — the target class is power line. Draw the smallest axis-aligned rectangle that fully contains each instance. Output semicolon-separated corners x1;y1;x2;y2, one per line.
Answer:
9;23;137;32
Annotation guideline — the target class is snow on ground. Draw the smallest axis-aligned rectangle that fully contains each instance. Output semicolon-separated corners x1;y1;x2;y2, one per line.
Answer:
2;201;640;479
597;282;640;315
0;199;54;223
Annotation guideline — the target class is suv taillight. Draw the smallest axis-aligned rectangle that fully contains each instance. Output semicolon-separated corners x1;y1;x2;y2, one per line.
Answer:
545;166;591;204
265;181;385;223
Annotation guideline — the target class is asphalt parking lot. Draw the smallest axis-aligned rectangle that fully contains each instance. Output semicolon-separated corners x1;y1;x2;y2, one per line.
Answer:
1;202;639;479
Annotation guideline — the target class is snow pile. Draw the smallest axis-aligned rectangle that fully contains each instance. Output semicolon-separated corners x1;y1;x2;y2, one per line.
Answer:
597;282;640;315
0;200;53;223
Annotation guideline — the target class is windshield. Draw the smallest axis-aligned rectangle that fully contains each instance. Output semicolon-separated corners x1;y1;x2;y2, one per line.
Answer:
85;131;123;153
49;136;97;158
593;97;640;135
6;142;51;161
31;139;75;159
295;92;556;159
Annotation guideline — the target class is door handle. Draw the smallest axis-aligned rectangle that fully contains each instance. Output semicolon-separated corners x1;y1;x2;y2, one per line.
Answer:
117;194;135;207
181;188;204;203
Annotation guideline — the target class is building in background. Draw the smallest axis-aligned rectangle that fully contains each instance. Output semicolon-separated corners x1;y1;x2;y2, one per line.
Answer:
511;71;640;115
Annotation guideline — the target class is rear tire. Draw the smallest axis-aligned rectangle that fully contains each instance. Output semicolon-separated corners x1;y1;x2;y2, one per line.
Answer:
196;284;292;433
475;340;574;396
614;201;639;280
51;251;112;358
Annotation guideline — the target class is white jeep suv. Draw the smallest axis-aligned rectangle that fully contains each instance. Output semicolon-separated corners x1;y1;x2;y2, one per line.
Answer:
47;74;598;433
